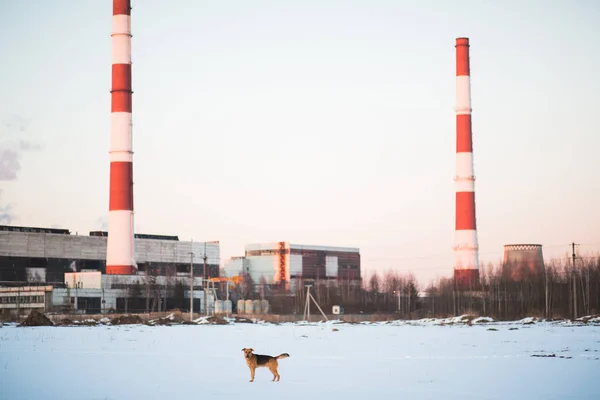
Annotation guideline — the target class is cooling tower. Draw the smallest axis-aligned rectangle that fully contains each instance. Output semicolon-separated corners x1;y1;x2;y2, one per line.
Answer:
502;244;545;282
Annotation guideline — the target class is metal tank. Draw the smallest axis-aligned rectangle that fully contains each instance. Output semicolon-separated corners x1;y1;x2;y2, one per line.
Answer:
502;244;545;282
237;299;246;314
260;299;270;314
224;300;232;315
245;299;254;314
252;300;262;314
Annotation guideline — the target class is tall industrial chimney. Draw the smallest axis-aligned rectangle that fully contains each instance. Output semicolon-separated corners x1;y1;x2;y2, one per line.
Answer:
106;0;136;275
453;37;479;288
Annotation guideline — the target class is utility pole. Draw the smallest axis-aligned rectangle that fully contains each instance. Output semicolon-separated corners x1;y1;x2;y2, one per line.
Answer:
303;285;328;322
586;265;590;316
407;283;411;317
203;241;208;316
544;265;549;318
304;285;311;321
188;240;195;323
225;280;230;317
571;242;578;319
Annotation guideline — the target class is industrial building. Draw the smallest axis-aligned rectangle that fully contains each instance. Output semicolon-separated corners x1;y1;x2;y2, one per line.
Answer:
0;224;221;316
223;242;361;288
0;272;213;317
0;285;53;318
0;225;221;284
54;271;212;315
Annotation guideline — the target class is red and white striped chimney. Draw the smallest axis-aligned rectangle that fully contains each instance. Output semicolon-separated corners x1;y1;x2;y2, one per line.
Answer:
453;37;479;287
106;0;136;275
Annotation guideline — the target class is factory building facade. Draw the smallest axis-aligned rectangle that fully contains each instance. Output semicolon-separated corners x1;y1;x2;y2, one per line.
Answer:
223;242;361;289
0;225;221;285
53;271;211;315
0;272;213;317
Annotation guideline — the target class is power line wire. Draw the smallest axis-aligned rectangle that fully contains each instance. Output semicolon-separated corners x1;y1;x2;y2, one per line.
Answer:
361;252;600;273
363;243;600;264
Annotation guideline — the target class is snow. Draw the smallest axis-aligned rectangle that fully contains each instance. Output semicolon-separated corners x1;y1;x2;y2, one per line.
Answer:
0;318;598;399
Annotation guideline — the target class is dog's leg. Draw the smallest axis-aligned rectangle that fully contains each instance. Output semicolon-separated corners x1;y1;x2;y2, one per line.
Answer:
249;367;255;382
269;366;278;382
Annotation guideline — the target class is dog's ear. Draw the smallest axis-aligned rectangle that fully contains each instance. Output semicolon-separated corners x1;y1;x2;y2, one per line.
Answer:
241;348;246;352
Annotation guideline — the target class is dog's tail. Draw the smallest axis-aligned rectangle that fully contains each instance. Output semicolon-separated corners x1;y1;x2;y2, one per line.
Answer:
276;353;290;360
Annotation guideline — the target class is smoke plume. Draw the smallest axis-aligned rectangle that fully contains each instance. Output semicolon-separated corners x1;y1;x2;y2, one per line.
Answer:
0;189;12;224
95;216;108;231
0;114;42;223
19;140;42;152
0;149;21;181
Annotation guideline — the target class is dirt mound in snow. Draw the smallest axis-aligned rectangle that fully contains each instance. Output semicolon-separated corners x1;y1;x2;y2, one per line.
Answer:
168;311;186;322
576;314;600;324
74;319;100;326
196;315;230;325
233;316;254;324
151;317;175;326
57;318;98;327
110;315;144;325
207;315;229;325
149;312;187;326
460;314;477;325
18;310;54;327
428;314;478;326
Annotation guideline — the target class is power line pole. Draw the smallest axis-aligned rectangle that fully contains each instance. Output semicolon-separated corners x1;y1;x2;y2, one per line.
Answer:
302;284;328;322
188;240;195;323
203;242;208;316
544;264;549;318
571;242;579;319
303;285;313;321
586;263;590;316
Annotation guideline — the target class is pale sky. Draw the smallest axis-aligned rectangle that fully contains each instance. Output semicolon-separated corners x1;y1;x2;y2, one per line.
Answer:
1;0;599;286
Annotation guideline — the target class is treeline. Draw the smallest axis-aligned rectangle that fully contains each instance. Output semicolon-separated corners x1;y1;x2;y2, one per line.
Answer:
243;254;600;320
85;273;191;314
76;254;599;320
228;270;421;316
426;255;600;320
116;278;189;314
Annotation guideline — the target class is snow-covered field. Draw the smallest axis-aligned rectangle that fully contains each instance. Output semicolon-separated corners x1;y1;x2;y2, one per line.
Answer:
1;317;599;400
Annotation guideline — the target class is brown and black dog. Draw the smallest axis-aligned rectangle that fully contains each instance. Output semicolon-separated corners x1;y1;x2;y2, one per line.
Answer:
242;348;290;382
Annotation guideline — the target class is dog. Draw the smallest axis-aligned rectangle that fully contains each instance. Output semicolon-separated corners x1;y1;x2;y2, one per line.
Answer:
242;348;290;382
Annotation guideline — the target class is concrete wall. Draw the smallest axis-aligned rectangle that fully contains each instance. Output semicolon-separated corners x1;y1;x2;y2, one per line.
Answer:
65;271;102;289
0;231;220;265
52;287;213;314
